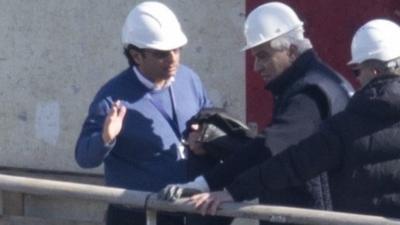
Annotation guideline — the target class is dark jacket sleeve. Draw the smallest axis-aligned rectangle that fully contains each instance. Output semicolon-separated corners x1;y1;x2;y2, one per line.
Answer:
226;108;400;201
204;93;323;190
204;137;270;190
226;126;344;201
75;97;114;168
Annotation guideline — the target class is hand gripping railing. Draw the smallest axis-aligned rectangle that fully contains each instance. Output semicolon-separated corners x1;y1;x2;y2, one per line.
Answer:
0;173;399;225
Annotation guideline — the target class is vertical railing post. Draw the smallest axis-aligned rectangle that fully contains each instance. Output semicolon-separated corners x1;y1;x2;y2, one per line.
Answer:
146;209;157;225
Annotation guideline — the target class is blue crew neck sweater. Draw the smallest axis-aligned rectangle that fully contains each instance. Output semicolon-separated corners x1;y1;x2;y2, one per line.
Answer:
75;65;211;191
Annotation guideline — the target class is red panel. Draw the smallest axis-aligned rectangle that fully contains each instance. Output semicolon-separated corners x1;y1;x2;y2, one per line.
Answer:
245;0;400;130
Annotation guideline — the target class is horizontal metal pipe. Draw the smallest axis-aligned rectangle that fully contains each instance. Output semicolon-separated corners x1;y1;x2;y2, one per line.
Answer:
0;174;399;225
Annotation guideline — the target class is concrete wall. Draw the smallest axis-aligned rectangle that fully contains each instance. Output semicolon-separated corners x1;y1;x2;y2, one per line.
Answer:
0;0;246;173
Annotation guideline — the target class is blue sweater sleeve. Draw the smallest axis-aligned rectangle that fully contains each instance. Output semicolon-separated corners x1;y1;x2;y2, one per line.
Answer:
75;97;114;168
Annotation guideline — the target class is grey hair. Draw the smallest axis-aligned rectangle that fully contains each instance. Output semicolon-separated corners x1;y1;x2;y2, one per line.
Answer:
269;27;313;54
362;57;400;76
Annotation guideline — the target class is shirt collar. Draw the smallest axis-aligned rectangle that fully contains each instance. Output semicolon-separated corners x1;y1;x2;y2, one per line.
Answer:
133;66;175;91
266;49;316;96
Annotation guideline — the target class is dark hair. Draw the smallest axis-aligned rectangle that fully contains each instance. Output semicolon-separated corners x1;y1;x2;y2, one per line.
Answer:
123;44;144;66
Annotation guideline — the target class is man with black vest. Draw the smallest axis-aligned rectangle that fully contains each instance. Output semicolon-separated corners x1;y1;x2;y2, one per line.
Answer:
160;2;354;224
190;18;400;220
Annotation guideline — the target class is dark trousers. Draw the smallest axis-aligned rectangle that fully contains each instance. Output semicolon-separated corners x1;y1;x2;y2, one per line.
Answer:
106;205;184;225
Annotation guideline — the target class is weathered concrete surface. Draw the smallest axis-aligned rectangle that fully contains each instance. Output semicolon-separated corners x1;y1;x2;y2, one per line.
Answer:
0;0;246;173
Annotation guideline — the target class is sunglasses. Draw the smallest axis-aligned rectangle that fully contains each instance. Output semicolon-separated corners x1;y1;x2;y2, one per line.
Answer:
144;48;181;59
352;69;361;77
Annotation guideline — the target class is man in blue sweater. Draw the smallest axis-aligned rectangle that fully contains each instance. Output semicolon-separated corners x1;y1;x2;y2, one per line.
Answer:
75;2;211;225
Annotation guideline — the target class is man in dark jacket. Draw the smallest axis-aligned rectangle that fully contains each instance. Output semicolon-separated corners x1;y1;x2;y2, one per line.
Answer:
189;19;400;219
160;2;353;224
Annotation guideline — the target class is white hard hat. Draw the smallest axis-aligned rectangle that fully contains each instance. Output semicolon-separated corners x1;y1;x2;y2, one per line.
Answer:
242;2;303;51
121;1;187;51
348;19;400;65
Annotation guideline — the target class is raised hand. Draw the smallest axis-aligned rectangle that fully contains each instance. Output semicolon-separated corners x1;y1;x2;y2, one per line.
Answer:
102;100;127;145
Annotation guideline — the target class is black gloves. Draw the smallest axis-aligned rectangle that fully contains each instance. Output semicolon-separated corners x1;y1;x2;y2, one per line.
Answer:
184;108;254;161
158;184;202;201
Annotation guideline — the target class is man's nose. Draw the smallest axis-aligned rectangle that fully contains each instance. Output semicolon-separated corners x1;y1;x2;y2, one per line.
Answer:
165;49;179;63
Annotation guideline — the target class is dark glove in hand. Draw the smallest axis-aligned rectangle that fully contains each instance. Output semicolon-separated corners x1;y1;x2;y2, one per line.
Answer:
158;185;202;201
184;108;254;161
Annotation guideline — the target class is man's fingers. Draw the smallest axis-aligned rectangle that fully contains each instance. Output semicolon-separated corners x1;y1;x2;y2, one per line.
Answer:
108;105;118;118
114;100;121;107
118;105;127;118
110;100;127;119
199;198;212;216
189;191;231;215
191;193;215;216
191;193;209;209
209;199;220;215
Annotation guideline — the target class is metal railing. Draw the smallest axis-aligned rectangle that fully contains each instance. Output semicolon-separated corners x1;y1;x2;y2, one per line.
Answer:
0;173;399;225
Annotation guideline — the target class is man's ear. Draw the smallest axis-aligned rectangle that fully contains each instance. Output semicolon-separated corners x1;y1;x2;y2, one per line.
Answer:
372;68;380;76
129;49;143;65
